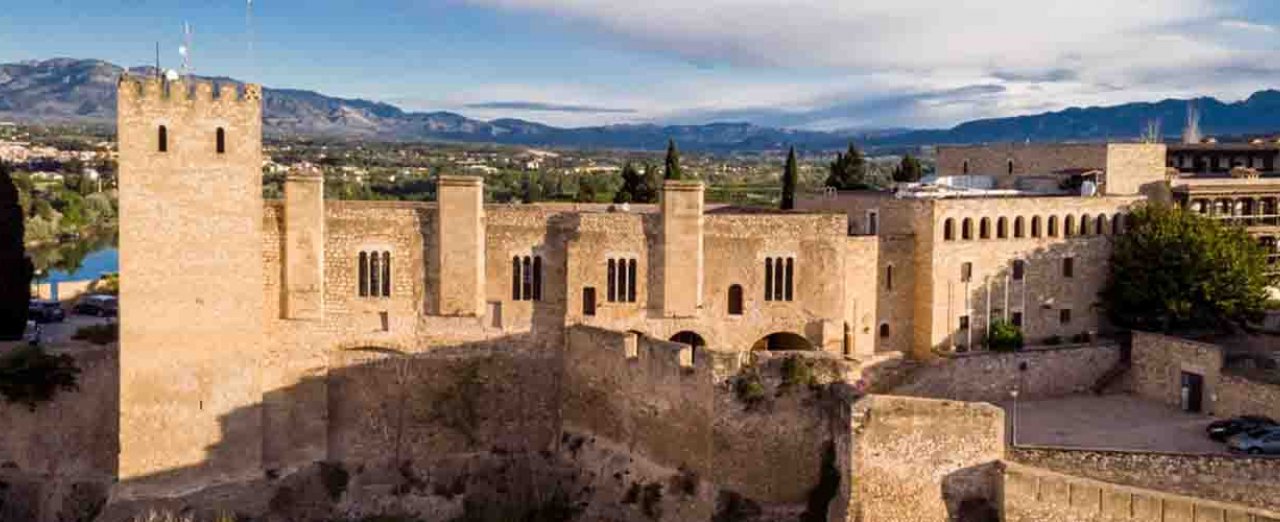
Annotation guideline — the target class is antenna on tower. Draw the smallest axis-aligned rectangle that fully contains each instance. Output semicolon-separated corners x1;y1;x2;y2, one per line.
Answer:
154;41;161;80
246;0;255;79
1183;101;1202;144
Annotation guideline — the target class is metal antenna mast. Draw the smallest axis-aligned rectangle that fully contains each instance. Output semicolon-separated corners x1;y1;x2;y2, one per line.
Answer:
179;22;194;78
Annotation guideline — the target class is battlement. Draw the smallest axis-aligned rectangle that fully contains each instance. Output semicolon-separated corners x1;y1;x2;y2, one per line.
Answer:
117;73;261;105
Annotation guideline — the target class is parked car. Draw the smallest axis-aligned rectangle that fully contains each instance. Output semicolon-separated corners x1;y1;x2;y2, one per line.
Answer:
73;295;118;317
1206;415;1277;442
27;299;66;323
1228;427;1280;455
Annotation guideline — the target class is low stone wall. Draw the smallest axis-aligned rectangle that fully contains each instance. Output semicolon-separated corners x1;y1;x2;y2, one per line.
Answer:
1216;373;1280;421
891;343;1121;403
1009;446;1280;513
1131;331;1222;412
1003;462;1280;522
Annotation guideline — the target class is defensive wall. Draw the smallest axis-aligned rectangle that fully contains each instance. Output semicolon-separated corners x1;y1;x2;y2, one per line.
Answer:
1003;461;1280;522
891;342;1122;403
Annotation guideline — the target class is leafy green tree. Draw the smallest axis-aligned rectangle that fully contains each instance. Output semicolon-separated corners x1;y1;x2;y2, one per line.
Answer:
1102;204;1277;332
781;146;798;210
638;163;661;203
893;153;924;183
663;139;684;181
826;142;870;190
0;166;33;340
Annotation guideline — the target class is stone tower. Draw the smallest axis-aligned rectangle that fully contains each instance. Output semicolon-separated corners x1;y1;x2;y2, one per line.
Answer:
435;175;486;317
116;75;266;494
659;179;704;317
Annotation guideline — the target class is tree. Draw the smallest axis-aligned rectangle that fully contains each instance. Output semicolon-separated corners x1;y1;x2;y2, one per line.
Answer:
893;153;924;183
615;162;643;204
987;319;1024;352
0;166;33;340
638;163;661;203
826;142;870;190
781;146;798;210
1102;204;1277;332
663;139;684;181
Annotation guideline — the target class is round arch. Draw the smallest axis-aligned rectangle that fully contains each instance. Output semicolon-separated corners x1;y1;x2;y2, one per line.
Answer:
670;331;706;349
750;332;814;351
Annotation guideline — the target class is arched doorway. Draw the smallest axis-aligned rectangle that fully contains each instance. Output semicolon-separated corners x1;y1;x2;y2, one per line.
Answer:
670;331;706;349
751;332;813;351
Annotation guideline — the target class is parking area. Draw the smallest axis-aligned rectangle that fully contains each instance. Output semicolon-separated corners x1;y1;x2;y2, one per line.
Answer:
999;394;1227;454
27;313;116;344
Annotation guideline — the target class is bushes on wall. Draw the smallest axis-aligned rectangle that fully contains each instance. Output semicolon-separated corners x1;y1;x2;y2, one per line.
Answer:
732;368;766;409
780;355;819;391
0;344;79;410
72;322;117;345
986;320;1024;352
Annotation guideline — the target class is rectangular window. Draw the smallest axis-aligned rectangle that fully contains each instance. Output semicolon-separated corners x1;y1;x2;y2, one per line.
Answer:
959;315;970;330
522;256;533;301
764;258;774;301
1011;312;1023;327
1012;260;1025;281
512;257;522;300
358;252;369;297
616;258;627;303
1062;257;1074;278
627;259;637;303
867;210;879;235
784;257;794;301
607;259;617;302
961;262;973;283
773;258;784;301
583;287;596;316
885;265;894;291
1059;308;1072;324
381;252;391;297
532;256;543;301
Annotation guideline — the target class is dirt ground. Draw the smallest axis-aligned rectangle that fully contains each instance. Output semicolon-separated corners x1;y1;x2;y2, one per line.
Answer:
998;393;1229;454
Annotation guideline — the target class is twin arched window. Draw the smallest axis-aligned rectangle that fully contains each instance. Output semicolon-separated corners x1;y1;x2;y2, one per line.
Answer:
764;257;794;302
607;258;637;303
358;251;391;298
511;255;543;301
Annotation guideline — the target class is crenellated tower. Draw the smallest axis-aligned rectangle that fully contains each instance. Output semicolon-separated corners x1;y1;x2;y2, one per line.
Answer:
116;74;266;494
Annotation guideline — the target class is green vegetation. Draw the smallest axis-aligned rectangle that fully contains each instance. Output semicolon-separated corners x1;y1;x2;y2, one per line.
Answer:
780;146;798;210
0;344;80;411
615;161;660;204
1102;204;1276;332
779;355;818;391
893;153;924;183
1;167;33;340
732;367;767;409
826;142;874;190
986;319;1024;352
663;139;684;180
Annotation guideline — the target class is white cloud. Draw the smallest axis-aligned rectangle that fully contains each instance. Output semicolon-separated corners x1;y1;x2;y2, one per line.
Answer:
449;1;1280;128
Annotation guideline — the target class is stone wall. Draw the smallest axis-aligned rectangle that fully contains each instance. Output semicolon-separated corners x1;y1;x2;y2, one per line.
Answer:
892;343;1121;403
836;395;1005;522
1003;462;1280;522
1009;446;1280;513
1131;330;1280;420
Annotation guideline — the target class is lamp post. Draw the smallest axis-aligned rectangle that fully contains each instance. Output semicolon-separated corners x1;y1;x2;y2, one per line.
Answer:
1010;389;1020;446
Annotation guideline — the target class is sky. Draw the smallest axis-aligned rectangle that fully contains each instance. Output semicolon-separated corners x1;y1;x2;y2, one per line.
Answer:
3;0;1280;130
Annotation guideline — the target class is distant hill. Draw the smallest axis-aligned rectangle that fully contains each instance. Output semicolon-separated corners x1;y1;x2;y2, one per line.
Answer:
3;58;1280;150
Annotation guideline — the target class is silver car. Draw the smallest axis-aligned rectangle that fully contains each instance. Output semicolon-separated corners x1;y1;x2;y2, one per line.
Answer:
1228;427;1280;455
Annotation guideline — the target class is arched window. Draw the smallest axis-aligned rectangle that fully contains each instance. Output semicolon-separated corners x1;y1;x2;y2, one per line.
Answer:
216;127;226;154
158;125;168;152
764;257;795;302
359;252;369;297
627;259;637;302
1094;214;1105;235
885;265;894;291
369;252;380;297
1031;216;1042;238
979;218;991;239
962;218;974;240
606;257;636;303
381;251;391;297
962;160;970;175
511;255;543;301
1014;216;1025;238
1112;213;1124;235
1063;215;1075;237
1048;216;1059;237
879;323;890;338
1007;159;1014;175
728;284;744;315
997;217;1008;239
944;218;955;241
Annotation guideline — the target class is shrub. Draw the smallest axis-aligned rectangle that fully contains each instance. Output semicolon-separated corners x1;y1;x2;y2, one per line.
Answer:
986;320;1024;352
779;355;817;391
640;482;664;519
0;345;79;410
732;369;766;409
72;323;117;345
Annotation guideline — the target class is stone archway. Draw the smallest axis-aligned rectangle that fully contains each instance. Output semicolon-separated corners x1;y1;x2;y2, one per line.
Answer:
751;332;813;351
670;331;706;349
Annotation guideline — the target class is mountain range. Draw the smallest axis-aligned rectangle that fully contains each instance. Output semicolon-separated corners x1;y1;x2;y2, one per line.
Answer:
3;58;1280;151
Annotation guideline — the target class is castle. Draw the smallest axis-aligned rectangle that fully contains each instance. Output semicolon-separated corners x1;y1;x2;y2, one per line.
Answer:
91;74;1280;521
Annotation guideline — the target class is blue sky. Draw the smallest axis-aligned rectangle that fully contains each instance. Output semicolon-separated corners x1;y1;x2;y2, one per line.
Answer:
3;0;1280;129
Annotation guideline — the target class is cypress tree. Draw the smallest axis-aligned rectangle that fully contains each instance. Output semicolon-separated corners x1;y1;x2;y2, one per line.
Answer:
781;146;798;210
825;142;868;190
0;165;33;340
663;139;684;181
615;162;642;203
893;153;924;183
